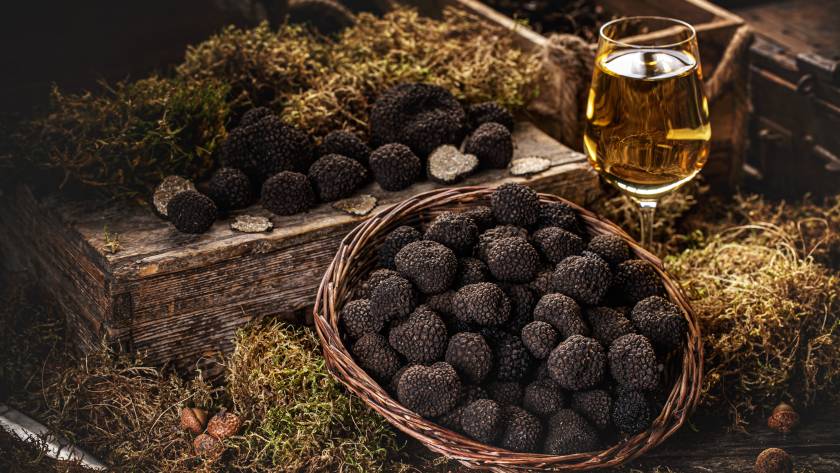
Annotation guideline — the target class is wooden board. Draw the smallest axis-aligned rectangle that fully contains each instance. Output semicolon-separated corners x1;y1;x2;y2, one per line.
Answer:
0;122;601;370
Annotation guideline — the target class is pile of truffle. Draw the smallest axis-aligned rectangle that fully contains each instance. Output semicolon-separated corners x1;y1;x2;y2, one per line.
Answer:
163;82;515;234
340;183;688;454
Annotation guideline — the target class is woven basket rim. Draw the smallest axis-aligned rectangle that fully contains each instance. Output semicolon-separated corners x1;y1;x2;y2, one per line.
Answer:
313;186;704;472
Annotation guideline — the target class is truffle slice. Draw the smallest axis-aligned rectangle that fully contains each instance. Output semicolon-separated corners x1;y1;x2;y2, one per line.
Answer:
208;167;253;211
445;332;493;384
369;143;421;191
608;334;659;391
394;240;458;294
486;236;540;283
427;145;479;184
389;306;448;363
424;212;479;255
533;293;587;339
308;154;368;202
464;122;513;169
261;171;316;216
490;183;541;227
352;333;401;381
167;190;217;234
547;335;605;391
544;409;600;455
452;283;511;326
397;362;462;418
552;255;612;306
378;226;422;270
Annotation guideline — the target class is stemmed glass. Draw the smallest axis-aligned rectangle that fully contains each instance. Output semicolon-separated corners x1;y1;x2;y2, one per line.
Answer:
584;17;711;248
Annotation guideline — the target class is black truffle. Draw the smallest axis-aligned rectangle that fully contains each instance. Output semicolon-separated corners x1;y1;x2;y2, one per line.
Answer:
586;234;631;267
630;296;688;352
530;268;555;297
369;83;466;156
461;399;503;443
425;290;456;318
389;306;448;363
501;284;537;333
452;283;511;326
308;154;368;202
500;405;543;452
436;385;489;433
552;255;612;306
486;237;540;283
352;333;402;381
358;268;399;299
586;306;635;347
378;226;422;269
464;122;513;169
467;101;515;132
476;225;529;262
488;381;524;406
521;320;559;360
544;409;600;455
317;130;371;165
397;362;462;418
490;183;541;227
457;257;489;287
445;332;493;383
532;227;584;264
533;293;587;339
208;167;253;211
547;335;605;391
369;143;421;191
462;206;495;231
425;212;479;255
223;114;314;181
537;201;582;234
608;334;660;391
612;259;665;304
394;240;458;294
571;389;612;430
492;333;534;381
612;388;653;435
370;275;416;322
261;171;316;216
522;381;565;416
167;190;217;234
341;299;383;339
239;106;273;127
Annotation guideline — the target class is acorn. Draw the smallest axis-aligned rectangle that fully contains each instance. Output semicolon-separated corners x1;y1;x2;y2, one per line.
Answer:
193;433;224;460
755;448;793;473
767;403;800;434
179;407;209;435
207;410;242;439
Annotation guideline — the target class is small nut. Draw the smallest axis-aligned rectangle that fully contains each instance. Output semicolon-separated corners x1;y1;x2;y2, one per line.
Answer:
207;411;242;439
193;433;224;461
179;407;209;435
755;447;793;473
767;402;800;433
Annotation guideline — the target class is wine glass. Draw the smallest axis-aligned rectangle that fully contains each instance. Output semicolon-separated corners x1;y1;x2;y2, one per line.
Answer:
584;16;710;249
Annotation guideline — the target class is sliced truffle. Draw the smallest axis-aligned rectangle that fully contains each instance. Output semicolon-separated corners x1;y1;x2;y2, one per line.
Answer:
538;201;582;234
608;334;659;391
340;299;382;339
500;405;543;452
523;381;565;416
378;226;422;270
445;332;492;384
464;122;513;169
167;190;217;234
571;389;612;430
461;399;503;443
208;167;253;211
370;275;416;322
630;296;687;352
521;321;559;359
261;171;316;216
586;306;634;347
612;388;653;435
425;212;478;255
490;183;541;227
427;144;479;184
308;154;368;202
394;240;458;294
488;381;524;406
397;362;462;418
476;225;529;262
532;227;584;264
369;143;421;191
533;293;587;339
352;333;401;381
389;306;448;363
317;130;371;165
462;206;495;232
544;409;600;455
467;101;514;132
501;284;537;333
457;257;489;287
552;255;612;305
486;237;540;283
492;333;534;381
452;283;511;326
358;268;399;299
612;260;665;305
547;335;605;391
586;234;631;267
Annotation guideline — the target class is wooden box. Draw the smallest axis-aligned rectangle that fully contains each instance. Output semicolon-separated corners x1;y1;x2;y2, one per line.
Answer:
0;123;600;370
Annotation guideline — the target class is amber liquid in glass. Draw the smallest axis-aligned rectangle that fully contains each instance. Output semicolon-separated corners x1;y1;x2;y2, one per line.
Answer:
584;48;711;201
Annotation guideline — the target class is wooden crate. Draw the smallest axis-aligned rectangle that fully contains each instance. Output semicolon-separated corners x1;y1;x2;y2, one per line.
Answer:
449;0;749;191
0;122;600;370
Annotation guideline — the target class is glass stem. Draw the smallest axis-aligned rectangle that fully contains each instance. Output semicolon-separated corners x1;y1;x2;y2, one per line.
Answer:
638;200;657;249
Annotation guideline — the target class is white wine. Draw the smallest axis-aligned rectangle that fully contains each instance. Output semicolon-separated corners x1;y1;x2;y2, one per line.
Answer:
584;48;710;201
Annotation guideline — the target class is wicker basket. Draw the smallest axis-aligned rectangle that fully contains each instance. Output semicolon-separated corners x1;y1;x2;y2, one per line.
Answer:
314;186;703;472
